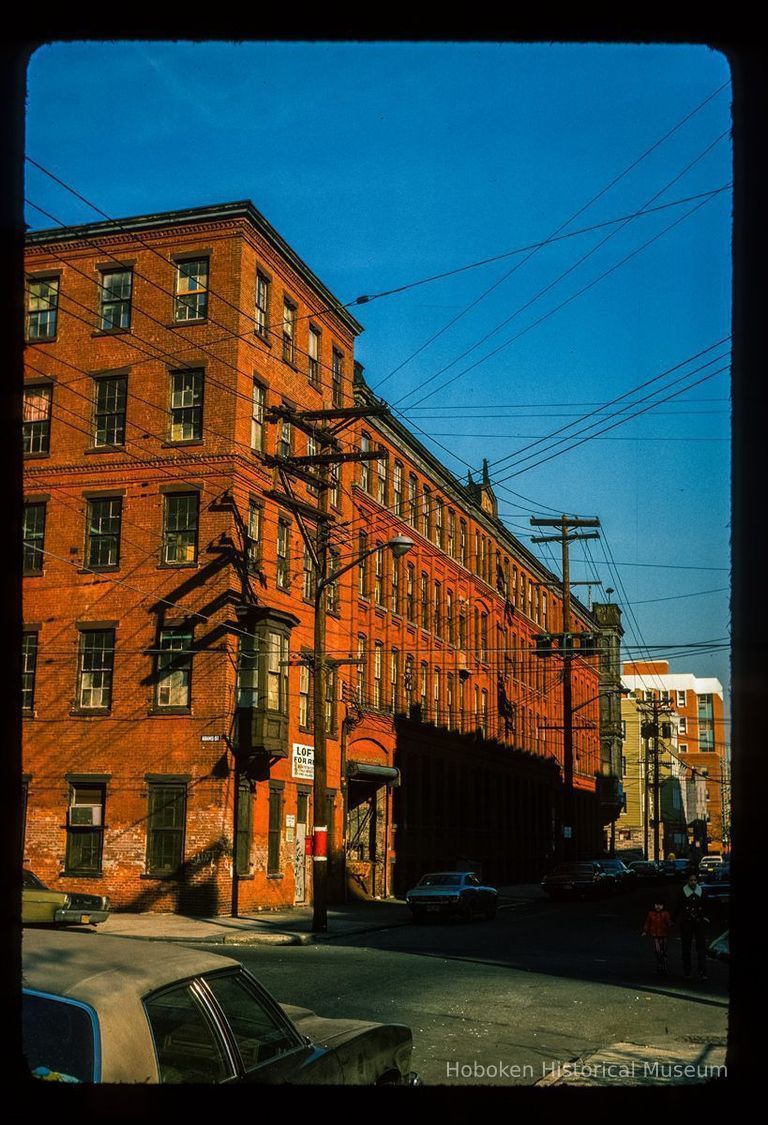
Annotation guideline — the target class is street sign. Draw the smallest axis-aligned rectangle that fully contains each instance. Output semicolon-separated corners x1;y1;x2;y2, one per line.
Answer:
201;734;222;742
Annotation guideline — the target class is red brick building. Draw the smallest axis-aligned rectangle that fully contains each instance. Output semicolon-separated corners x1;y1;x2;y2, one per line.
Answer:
22;202;619;913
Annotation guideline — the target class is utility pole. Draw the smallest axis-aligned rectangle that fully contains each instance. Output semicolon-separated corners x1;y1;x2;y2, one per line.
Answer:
638;697;673;862
263;401;395;933
531;515;600;860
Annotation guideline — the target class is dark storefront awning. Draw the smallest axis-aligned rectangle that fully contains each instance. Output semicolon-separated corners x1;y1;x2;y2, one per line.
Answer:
346;761;400;786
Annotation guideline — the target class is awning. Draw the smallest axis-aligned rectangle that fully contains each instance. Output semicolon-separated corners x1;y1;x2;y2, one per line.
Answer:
345;762;400;786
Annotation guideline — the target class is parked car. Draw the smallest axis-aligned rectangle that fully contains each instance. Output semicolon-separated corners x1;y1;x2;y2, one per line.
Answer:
405;871;498;921
700;863;730;918
698;855;724;874
707;930;729;964
541;861;613;899
22;930;420;1084
659;859;693;881
628;860;664;884
585;858;636;891
22;869;110;927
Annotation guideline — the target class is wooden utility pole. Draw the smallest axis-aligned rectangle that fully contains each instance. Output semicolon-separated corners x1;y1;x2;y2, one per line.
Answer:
531;515;600;859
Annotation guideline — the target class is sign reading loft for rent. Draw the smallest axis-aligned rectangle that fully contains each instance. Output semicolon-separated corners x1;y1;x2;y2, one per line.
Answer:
292;744;315;780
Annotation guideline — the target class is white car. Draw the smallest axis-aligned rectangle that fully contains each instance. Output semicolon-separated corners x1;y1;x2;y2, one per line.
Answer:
22;930;419;1084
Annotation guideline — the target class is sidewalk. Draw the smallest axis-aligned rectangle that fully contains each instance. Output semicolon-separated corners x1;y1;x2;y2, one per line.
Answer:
94;884;546;946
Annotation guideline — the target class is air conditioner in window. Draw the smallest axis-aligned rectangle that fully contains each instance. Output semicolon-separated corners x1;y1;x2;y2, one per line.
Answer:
69;805;102;826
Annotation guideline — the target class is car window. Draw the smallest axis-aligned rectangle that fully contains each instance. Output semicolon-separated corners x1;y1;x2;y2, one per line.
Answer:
23;992;96;1082
466;875;481;887
203;972;300;1072
145;982;234;1084
418;873;462;886
23;869;46;890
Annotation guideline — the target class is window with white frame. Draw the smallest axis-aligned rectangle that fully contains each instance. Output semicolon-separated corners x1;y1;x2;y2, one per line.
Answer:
308;326;321;387
331;348;344;407
251;380;266;452
360;433;371;493
93;374;127;448
393;462;403;516
255;271;270;338
66;784;106;874
99;268;132;331
676;690;687;707
376;452;387;505
373;642;383;709
356;635;366;703
162;493;199;565
23;385;53;456
26;276;59;339
155;628;193;709
169;369;203;442
374;546;385;607
77;630;115;710
282;298;297;364
174;258;208;322
390;650;400;713
299;661;313;730
247;500;261;574
276;518;291;590
678;716;688;735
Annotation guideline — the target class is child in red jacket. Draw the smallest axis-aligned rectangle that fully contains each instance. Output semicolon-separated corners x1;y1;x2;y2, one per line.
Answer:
642;902;674;975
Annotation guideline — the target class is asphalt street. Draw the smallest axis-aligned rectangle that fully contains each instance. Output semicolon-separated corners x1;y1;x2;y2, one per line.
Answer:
190;886;729;1086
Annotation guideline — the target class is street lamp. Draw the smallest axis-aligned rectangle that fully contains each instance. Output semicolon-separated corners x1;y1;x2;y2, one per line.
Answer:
311;535;414;933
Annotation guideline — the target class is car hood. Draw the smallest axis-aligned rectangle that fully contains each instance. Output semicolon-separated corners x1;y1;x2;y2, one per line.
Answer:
406;886;462;897
282;1005;412;1084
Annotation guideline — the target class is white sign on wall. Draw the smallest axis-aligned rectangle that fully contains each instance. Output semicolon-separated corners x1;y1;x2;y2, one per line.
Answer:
292;743;315;780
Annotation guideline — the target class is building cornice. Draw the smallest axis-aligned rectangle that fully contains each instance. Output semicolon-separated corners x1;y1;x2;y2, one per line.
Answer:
26;200;364;338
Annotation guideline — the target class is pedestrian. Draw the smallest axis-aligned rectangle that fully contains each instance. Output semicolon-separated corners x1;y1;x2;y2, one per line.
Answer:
673;871;710;981
642;900;673;975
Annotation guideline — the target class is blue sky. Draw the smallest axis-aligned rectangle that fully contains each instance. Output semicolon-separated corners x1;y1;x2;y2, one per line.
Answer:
25;41;732;720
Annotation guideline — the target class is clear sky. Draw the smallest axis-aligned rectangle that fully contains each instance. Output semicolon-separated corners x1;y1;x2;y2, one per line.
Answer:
24;40;732;724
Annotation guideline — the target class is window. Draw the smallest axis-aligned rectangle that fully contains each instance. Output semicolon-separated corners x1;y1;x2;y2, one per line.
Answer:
480;612;489;663
255;271;271;339
408;474;418;526
22;631;38;712
358;531;369;597
481;689;488;736
356;635;367;703
404;654;414;711
459;520;467;566
77;629;115;710
324;665;337;735
299;662;313;730
162;493;199;565
433;667;441;725
169;369;203;442
332;348;344;407
308;326;321;387
459;608;467;649
276;518;291;589
391;555;400;615
480;536;487;581
266;632;289;714
146;782;186;874
376;451;387;505
360;433;371;493
302;542;316;601
155;629;193;709
99;268;132;331
326;550;340;614
23;385;52;455
93;375;127;447
419;662;428;717
235;780;253;876
329;461;340;509
679;743;688;753
268;787;283;874
393;462;403;516
446;590;454;644
145;983;232;1084
277;411;292;459
422;486;431;537
282;299;297;363
251;381;266;452
676;690;687;707
434;581;442;638
406;563;416;622
373;642;383;709
23;502;46;574
247;501;261;574
474;530;481;574
374;545;385;607
678;716;688;735
541;590;548;631
306;432;319;496
174;258;208;322
447;510;456;558
447;672;455;729
205;971;300;1073
390;649;400;714
421;572;429;630
86;497;122;568
66;784;106;874
434;498;443;547
26;276;59;339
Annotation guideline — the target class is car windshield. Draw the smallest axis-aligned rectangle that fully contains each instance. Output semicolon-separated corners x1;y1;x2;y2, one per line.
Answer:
23;869;46;890
23;993;95;1082
417;873;463;887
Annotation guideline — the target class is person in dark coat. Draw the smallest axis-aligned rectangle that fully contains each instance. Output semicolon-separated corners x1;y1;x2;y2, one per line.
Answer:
673;871;710;980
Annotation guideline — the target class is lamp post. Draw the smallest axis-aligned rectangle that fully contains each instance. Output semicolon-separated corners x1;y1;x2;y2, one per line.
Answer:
311;534;414;933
